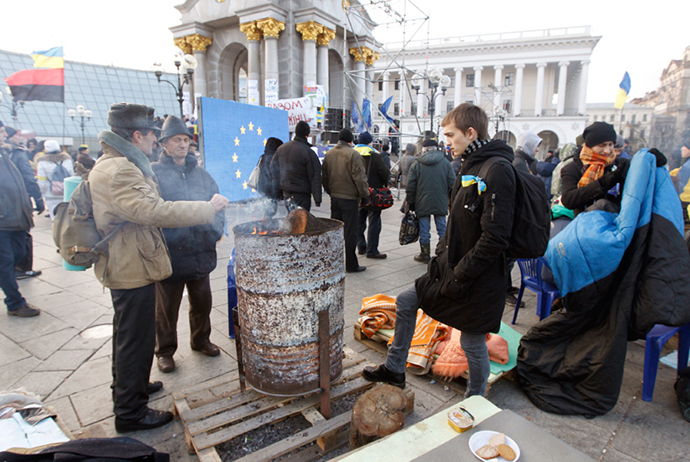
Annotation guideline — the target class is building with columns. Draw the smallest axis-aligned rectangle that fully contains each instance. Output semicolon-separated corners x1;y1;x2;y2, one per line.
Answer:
372;26;600;155
170;0;380;136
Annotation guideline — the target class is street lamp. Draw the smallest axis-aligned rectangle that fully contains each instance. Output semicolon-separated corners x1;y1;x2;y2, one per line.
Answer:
153;53;198;118
67;105;92;145
411;69;451;140
0;86;25;128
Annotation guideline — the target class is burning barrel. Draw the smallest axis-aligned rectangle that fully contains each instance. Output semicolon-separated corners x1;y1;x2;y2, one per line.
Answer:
233;217;345;396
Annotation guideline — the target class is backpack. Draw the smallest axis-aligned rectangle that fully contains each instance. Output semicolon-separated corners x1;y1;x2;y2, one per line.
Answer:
479;156;550;258
49;160;71;196
52;179;124;267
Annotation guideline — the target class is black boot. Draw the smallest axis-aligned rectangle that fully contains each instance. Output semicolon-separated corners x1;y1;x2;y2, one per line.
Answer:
362;364;405;388
414;243;430;263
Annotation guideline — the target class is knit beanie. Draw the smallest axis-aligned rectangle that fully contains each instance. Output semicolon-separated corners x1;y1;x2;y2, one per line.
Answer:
338;128;354;143
582;122;617;147
517;131;542;156
295;121;310;137
358;131;373;145
422;138;438;148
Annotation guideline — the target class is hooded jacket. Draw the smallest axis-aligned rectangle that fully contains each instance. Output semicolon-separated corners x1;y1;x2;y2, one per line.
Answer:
406;149;455;216
514;131;541;174
415;140;516;334
270;135;322;204
89;131;216;290
152;152;225;281
0;150;33;231
36;151;74;201
321;141;370;201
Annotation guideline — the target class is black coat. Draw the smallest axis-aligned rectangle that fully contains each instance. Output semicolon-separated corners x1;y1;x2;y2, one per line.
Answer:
415;140;516;334
152;153;224;281
270;136;322;204
9;144;43;207
356;145;389;188
257;139;282;200
560;152;627;216
0;150;33;231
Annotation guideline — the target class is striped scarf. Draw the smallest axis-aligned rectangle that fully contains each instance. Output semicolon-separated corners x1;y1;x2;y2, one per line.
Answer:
578;144;615;188
463;138;490;156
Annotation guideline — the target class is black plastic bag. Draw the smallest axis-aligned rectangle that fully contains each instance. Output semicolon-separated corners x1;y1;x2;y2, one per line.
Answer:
399;210;419;245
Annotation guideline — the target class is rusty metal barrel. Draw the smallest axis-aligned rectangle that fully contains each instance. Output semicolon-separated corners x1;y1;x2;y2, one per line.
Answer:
233;218;345;396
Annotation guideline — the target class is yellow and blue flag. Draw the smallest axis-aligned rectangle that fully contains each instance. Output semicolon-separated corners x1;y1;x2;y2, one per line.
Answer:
614;72;631;109
31;47;64;69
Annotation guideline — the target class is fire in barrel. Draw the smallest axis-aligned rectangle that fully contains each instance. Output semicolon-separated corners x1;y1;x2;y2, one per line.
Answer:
232;213;345;396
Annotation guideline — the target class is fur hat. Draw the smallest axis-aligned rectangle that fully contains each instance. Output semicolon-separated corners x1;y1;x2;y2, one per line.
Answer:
582;122;617;148
338;128;354;143
358;131;373;145
405;143;416;156
295;121;310;137
5;127;17;139
159;115;192;142
44;140;61;153
517;131;542;156
107;103;160;132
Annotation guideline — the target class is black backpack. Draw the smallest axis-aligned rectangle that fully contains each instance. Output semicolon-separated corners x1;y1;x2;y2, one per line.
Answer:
479;156;550;258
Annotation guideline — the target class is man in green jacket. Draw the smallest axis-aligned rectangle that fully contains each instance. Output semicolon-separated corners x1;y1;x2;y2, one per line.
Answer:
90;103;229;433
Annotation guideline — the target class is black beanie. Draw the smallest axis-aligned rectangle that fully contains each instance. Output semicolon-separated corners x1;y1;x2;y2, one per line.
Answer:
583;122;617;148
295;121;310;137
338;128;354;143
422;138;438;148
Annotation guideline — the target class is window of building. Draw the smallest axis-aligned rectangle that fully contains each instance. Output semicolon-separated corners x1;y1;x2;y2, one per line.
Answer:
410;102;417;116
378;81;383;91
504;73;514;86
643;114;648;122
394;80;400;90
447;101;454;113
503;100;512;114
394;103;400;116
466;74;475;88
449;75;455;87
631;114;636;124
610;114;615;122
621;114;626;122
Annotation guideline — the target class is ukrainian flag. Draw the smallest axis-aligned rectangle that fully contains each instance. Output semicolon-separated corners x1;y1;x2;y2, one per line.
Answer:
31;47;64;69
614;72;631;109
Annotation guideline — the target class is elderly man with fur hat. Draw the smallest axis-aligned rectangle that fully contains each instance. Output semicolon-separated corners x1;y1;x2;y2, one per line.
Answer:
151;115;226;375
270;120;321;211
90;103;229;433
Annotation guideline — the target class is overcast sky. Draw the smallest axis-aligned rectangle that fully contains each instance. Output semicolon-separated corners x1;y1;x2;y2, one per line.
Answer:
1;0;686;103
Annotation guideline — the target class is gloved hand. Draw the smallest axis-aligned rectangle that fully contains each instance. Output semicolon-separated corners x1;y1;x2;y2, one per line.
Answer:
598;171;618;191
613;160;629;184
35;199;45;215
649;148;667;167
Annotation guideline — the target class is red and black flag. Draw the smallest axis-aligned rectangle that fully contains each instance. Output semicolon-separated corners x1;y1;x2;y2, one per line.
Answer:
5;47;64;103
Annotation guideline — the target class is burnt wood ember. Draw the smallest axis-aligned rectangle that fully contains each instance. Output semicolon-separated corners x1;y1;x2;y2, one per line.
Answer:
233;218;345;396
279;208;331;234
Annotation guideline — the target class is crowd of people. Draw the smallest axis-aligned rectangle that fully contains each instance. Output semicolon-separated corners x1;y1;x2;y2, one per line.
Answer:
2;98;690;433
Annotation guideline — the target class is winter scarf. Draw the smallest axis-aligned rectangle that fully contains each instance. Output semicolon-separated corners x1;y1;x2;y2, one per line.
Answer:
577;144;615;188
98;130;155;178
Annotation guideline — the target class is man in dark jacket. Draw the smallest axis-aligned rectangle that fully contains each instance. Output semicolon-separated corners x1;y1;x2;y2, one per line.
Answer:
406;138;455;263
0;120;40;317
270;121;321;211
514;131;541;174
363;103;516;397
151;115;226;374
4;126;44;280
355;131;389;259
322;129;370;273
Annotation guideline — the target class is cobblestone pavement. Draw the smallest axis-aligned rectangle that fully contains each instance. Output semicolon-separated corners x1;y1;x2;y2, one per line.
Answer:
1;192;687;461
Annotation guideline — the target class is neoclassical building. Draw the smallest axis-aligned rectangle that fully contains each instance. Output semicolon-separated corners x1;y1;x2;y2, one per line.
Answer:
372;26;600;154
170;0;380;135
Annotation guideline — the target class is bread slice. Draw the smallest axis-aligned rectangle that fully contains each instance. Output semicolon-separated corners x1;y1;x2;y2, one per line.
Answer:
489;432;506;447
476;444;499;459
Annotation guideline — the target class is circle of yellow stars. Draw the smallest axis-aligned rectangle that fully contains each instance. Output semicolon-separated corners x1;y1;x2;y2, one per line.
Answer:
232;121;268;191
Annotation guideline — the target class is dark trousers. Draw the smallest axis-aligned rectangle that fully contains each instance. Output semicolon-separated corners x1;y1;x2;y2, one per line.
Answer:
331;197;361;271
0;230;27;311
285;192;311;212
155;274;213;357
110;284;155;421
15;231;33;272
357;208;382;256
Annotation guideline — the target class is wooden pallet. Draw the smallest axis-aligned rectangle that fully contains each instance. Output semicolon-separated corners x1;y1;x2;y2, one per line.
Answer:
353;320;514;394
172;347;404;462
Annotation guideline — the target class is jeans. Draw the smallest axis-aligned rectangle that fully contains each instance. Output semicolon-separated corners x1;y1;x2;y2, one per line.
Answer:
418;215;447;245
385;285;490;397
357;208;382;255
331;197;361;271
0;230;27;311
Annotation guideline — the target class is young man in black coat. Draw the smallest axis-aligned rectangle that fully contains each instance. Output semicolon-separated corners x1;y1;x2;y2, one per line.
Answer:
151;116;226;374
362;104;516;397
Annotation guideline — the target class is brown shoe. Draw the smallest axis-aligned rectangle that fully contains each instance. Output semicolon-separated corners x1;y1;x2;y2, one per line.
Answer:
8;304;41;317
191;341;220;357
157;356;175;373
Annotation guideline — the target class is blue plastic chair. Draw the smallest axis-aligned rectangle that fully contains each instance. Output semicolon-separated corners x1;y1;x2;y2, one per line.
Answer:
642;322;690;401
511;257;561;324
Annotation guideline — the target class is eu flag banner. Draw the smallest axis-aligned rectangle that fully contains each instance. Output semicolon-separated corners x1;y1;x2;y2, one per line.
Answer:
200;97;289;202
614;72;631;109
